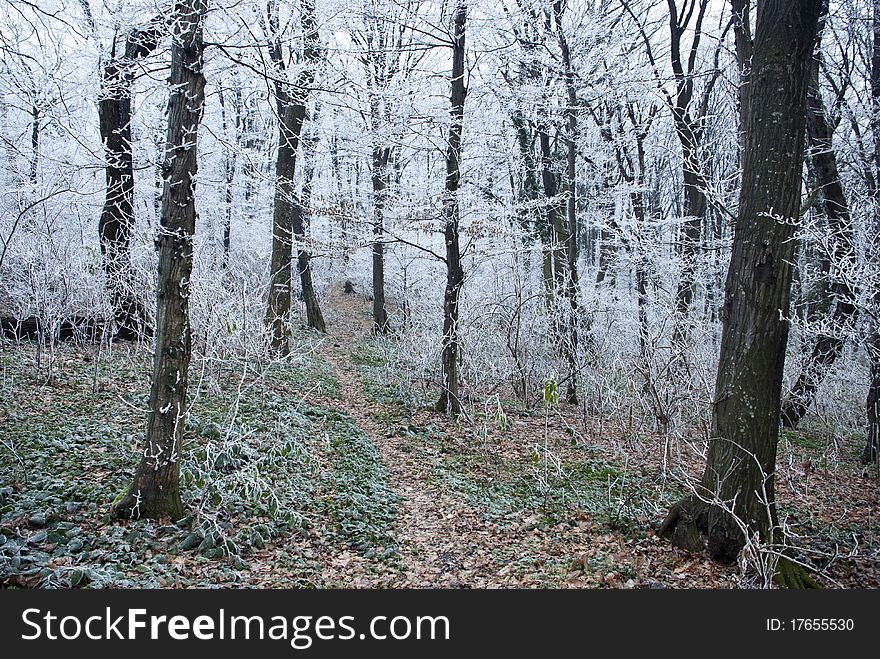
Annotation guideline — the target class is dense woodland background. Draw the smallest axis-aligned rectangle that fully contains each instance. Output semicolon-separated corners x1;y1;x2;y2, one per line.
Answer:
0;0;878;589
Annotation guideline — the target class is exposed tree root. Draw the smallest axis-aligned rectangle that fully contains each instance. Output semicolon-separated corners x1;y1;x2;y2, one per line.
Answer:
659;497;822;588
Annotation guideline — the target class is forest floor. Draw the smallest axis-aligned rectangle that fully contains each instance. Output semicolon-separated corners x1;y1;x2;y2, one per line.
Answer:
1;283;878;589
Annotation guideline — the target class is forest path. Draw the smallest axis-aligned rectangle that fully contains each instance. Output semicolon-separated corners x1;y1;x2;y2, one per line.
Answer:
316;284;486;587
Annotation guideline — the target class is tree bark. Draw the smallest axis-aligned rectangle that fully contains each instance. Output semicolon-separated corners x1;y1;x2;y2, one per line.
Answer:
537;124;567;301
218;79;240;267
265;0;324;350
436;2;467;417
553;0;580;404
294;119;326;334
865;0;880;465
659;0;822;573
113;0;207;519
371;144;390;333
672;140;707;342
98;23;162;339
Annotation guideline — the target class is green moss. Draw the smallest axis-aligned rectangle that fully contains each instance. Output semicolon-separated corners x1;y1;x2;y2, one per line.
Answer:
780;428;822;451
349;342;388;368
774;555;821;589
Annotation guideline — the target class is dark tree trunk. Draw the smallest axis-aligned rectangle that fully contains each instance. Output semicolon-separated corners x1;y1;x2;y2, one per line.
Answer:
537;125;566;301
113;0;207;520
371;145;390;333
358;16;402;335
659;0;822;577
511;107;540;214
218;81;240;267
266;103;299;353
782;11;857;428
629;114;653;368
265;0;323;351
436;2;467;417
30;104;39;184
672;144;707;343
293;128;326;334
866;334;880;465
554;0;580;404
865;0;880;465
633;185;651;364
97;24;161;340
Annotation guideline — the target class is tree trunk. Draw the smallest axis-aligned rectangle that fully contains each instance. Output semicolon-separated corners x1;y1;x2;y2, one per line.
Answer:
866;333;880;464
113;0;207;520
371;145;390;333
672;138;707;346
865;0;880;465
436;2;467;417
29;103;39;184
294;126;326;334
633;190;650;362
630;122;653;367
265;0;323;351
554;0;580;405
218;80;240;267
537;126;567;299
659;0;822;574
782;12;857;428
97;25;161;339
266;104;299;353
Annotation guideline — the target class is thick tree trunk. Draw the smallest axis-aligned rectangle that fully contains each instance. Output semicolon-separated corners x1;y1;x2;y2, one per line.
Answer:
782;12;857;428
113;0;207;520
633;191;650;362
537;120;573;385
97;25;161;339
511;108;540;214
659;0;822;573
436;2;467;417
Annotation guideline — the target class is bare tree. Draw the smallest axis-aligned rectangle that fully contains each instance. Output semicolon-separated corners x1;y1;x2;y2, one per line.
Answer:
623;0;726;344
114;0;208;519
265;0;325;353
80;2;161;338
351;1;417;333
436;0;467;416
218;70;242;266
865;0;880;465
659;0;822;587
